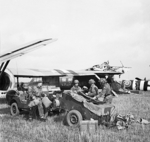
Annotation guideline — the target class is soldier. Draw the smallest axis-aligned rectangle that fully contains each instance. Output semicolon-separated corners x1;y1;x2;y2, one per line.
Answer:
71;80;82;93
17;83;28;101
87;79;99;97
28;82;46;121
96;78;113;104
18;82;25;91
106;75;114;86
26;86;36;120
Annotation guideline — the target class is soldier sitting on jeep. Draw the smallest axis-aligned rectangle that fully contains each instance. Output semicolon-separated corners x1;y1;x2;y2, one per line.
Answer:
28;83;47;121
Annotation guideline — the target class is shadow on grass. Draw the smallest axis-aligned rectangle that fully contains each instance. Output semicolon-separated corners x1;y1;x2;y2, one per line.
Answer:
52;112;69;126
53;113;65;122
0;107;9;115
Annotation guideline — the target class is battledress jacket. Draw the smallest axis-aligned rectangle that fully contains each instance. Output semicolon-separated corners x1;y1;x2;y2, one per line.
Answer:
100;83;111;98
27;86;43;100
88;84;99;97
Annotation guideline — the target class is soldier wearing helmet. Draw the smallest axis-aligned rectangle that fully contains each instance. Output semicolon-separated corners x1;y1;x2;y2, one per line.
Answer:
28;82;46;121
97;78;113;104
35;82;43;97
71;80;82;93
18;82;28;91
17;83;29;100
87;79;99;97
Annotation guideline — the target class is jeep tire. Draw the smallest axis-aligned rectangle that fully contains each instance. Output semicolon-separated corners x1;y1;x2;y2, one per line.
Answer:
10;102;20;116
66;110;83;126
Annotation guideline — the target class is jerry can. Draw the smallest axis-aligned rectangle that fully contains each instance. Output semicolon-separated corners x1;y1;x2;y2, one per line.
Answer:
88;120;98;133
80;120;98;134
42;96;52;108
80;120;89;133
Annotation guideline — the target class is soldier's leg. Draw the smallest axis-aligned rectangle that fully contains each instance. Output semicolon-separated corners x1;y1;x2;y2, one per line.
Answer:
28;101;33;121
37;100;45;118
109;107;118;127
28;101;35;121
28;107;33;121
32;105;38;119
44;107;49;119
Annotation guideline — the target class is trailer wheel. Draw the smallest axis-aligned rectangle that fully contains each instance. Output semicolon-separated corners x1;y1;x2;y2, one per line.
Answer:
10;102;20;116
66;110;82;126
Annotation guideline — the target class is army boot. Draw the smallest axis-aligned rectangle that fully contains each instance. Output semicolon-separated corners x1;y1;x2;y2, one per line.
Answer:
28;107;33;121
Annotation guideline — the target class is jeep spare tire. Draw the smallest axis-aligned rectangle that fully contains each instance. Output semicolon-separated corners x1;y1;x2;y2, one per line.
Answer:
66;110;83;126
10;102;20;116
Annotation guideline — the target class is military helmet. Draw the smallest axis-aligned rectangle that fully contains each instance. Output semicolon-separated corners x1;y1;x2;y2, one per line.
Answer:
99;78;107;83
74;80;79;84
89;79;95;84
22;83;28;89
37;82;42;88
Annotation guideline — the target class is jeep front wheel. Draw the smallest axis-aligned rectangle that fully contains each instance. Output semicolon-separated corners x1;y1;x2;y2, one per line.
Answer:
10;102;20;116
66;110;83;126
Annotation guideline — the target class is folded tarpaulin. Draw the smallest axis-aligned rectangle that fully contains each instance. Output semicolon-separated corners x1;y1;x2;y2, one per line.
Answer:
83;101;115;116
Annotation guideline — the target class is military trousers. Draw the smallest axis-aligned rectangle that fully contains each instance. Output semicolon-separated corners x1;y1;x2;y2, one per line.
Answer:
28;97;44;118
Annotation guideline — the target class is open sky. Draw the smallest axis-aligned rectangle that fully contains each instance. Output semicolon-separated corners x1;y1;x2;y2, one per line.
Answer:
0;0;150;80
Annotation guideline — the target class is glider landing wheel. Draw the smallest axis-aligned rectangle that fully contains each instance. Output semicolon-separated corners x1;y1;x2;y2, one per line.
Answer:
66;110;82;126
10;102;20;116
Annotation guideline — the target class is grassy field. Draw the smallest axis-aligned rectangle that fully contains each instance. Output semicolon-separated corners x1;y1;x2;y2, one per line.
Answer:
0;92;150;142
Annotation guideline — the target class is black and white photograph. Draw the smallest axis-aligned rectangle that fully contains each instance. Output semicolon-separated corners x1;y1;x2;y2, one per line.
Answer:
0;0;150;142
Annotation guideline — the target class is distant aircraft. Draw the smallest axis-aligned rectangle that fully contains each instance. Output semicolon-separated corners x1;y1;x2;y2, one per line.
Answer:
86;61;131;74
0;38;57;98
122;77;150;91
119;65;150;92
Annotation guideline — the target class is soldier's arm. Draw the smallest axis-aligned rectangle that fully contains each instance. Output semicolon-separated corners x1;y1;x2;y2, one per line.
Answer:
30;87;38;99
88;92;95;97
100;87;107;98
27;90;35;100
71;86;75;92
95;86;99;95
88;87;98;97
77;87;82;92
93;86;100;99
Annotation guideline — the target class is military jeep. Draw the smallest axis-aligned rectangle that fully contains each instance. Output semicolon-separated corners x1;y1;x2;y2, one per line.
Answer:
6;89;62;117
60;91;115;126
